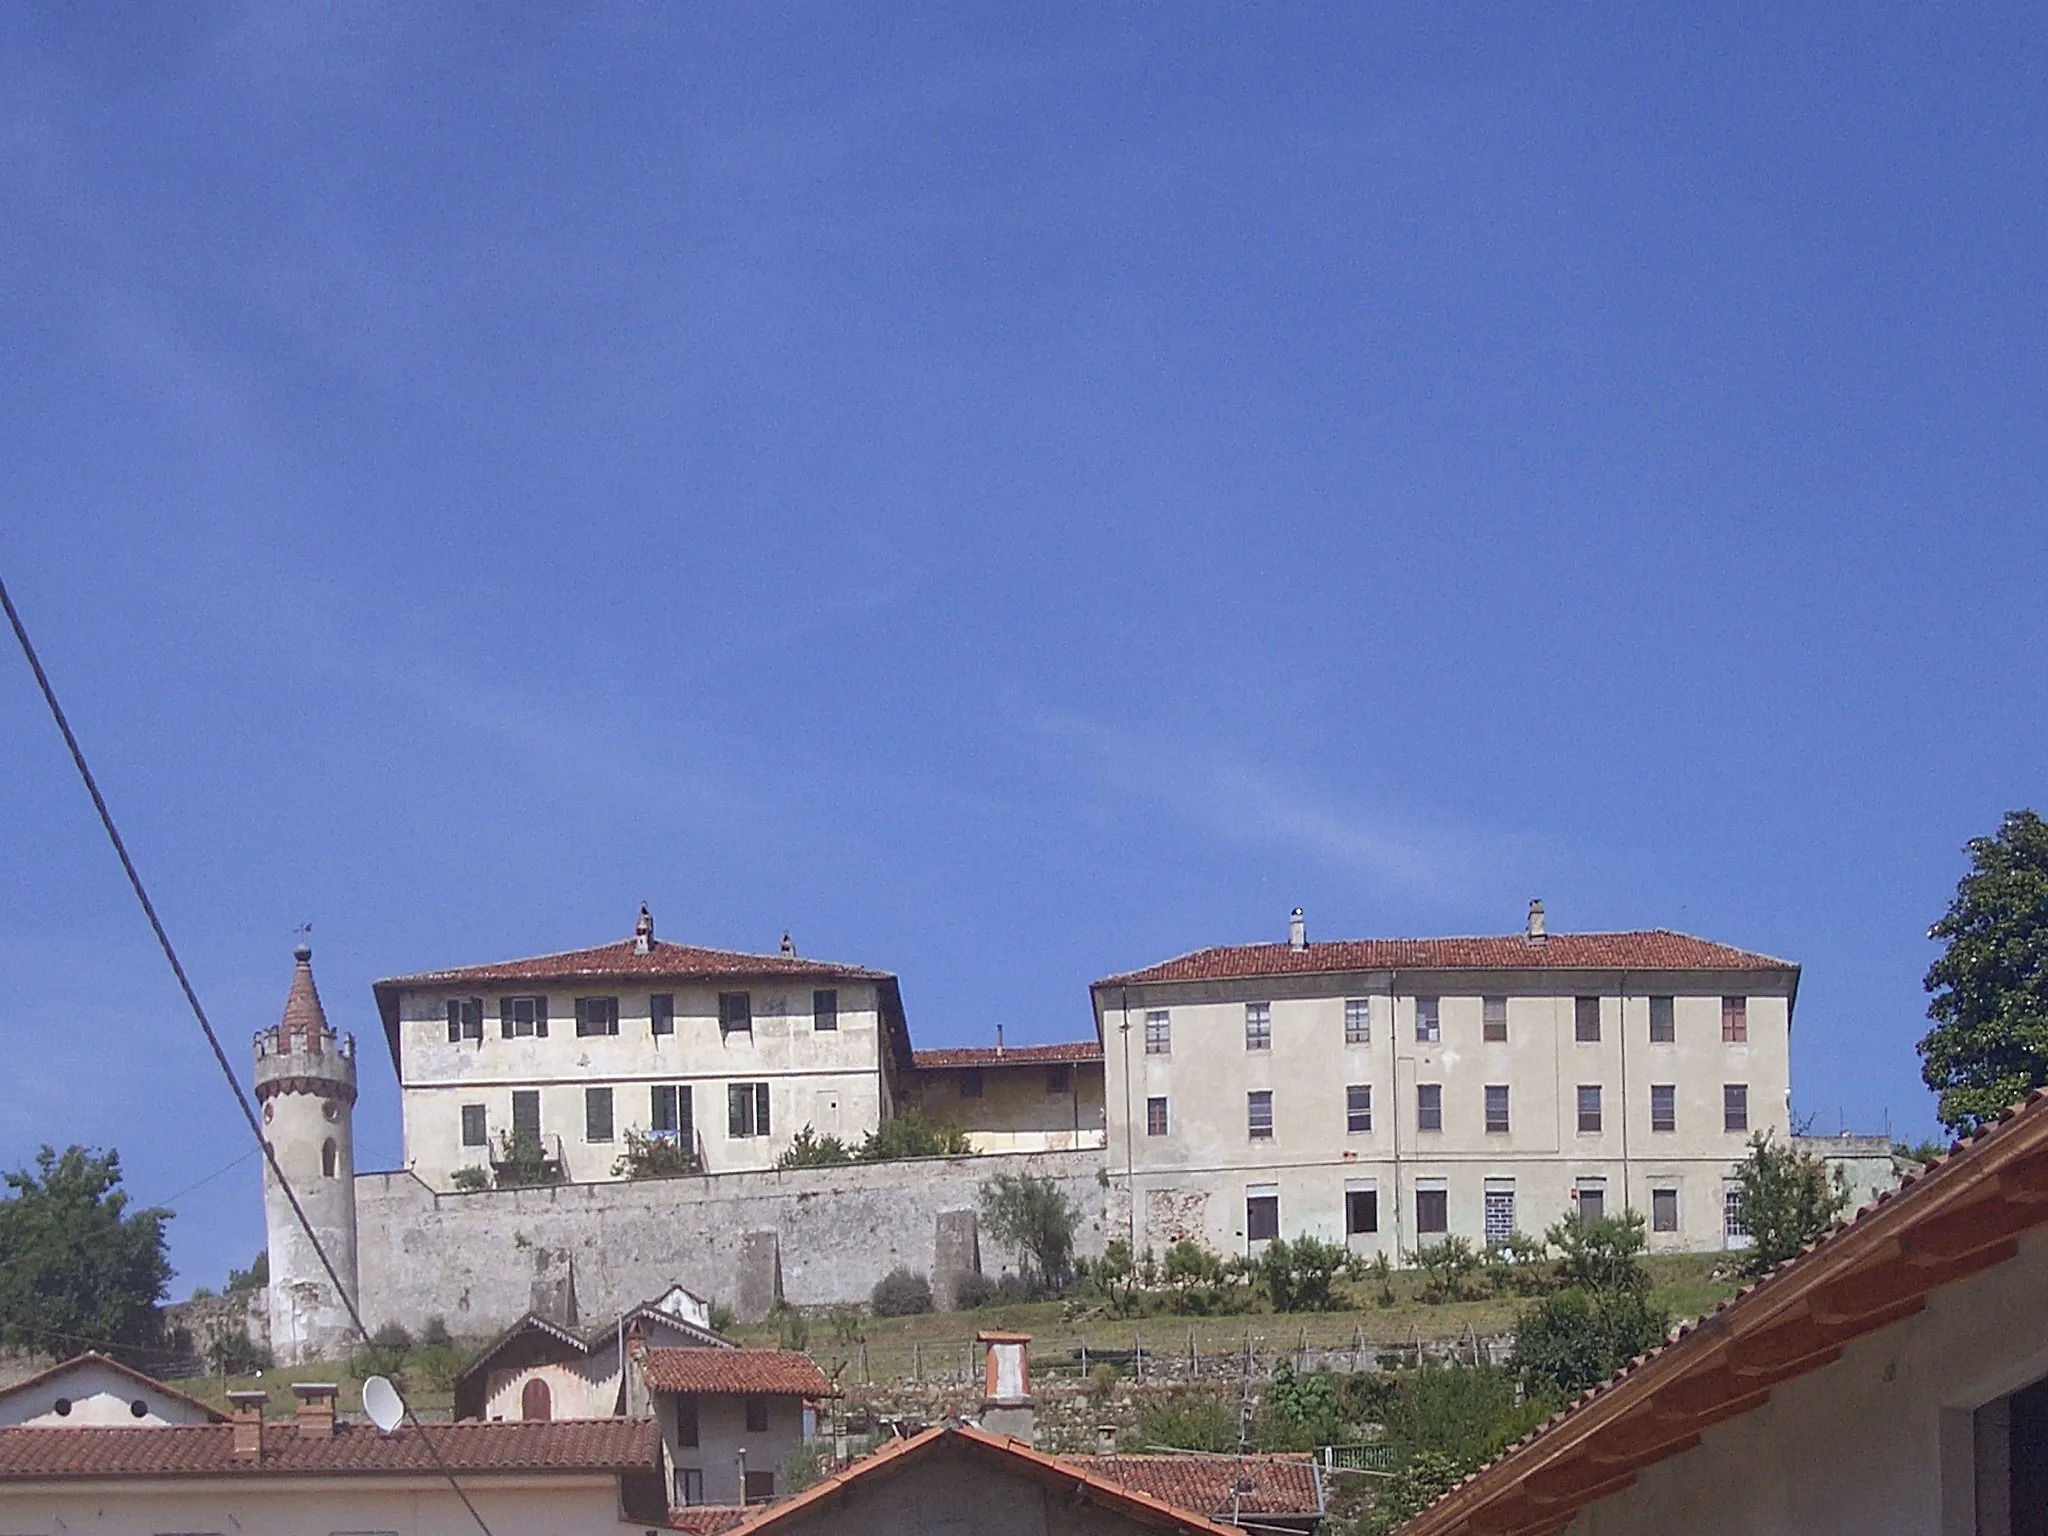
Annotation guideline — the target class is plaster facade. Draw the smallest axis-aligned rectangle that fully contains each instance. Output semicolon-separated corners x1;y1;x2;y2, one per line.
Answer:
0;1361;217;1428
655;1389;806;1507
914;1056;1109;1154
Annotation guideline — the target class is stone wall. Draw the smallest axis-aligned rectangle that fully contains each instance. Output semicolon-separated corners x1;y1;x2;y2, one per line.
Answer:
353;1148;1109;1336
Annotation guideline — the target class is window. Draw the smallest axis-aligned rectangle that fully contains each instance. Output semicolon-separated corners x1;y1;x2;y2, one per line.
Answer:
718;992;752;1035
522;1377;552;1422
1485;1085;1511;1134
811;989;839;1031
1722;996;1748;1043
1344;999;1371;1045
1577;1085;1603;1134
728;1082;771;1138
1146;1097;1169;1136
511;1089;541;1143
1245;1002;1271;1051
1247;1090;1274;1140
574;996;619;1037
1724;1083;1749;1133
650;1084;693;1143
1574;996;1601;1042
650;993;675;1037
1724;1186;1748;1241
1652;1187;1680;1233
1346;1186;1379;1235
1484;1185;1516;1245
500;995;548;1039
1651;1084;1676;1133
675;1467;704;1504
1144;1010;1171;1054
321;1138;337;1178
585;1087;614;1143
960;1069;984;1099
461;1104;487;1147
743;1470;776;1505
1577;1182;1606;1221
1246;1191;1280;1242
1483;996;1508;1043
1046;1064;1071;1094
745;1397;769;1434
1416;1187;1448;1234
445;996;483;1043
1649;995;1674;1043
1346;1084;1372;1134
675;1398;699;1448
1415;997;1440;1043
1417;1083;1443;1132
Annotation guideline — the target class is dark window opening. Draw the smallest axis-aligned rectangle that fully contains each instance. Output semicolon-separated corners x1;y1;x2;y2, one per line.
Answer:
512;1089;541;1143
1247;1090;1274;1140
461;1104;487;1147
1417;1084;1443;1132
1577;1085;1602;1134
1724;1083;1749;1133
575;996;619;1037
1146;1097;1168;1136
1416;1189;1448;1234
1045;1063;1071;1094
675;1397;699;1448
650;994;675;1037
1575;996;1601;1042
960;1069;984;1099
718;992;752;1034
1651;1084;1676;1133
1652;1188;1679;1232
585;1087;614;1143
499;995;548;1039
813;989;838;1031
1246;1194;1280;1242
1346;1084;1372;1134
728;1082;771;1138
1483;996;1508;1042
745;1396;769;1434
1346;1189;1379;1235
446;996;484;1043
1485;1084;1511;1134
1649;995;1675;1043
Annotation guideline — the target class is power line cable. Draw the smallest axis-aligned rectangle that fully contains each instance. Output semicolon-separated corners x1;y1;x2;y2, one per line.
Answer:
1;573;494;1536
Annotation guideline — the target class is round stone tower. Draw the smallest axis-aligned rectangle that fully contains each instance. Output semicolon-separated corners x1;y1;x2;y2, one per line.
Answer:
254;944;360;1365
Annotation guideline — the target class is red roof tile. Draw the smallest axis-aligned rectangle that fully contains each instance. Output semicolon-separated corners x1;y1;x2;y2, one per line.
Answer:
380;937;889;990
912;1042;1103;1068
0;1354;226;1424
667;1509;751;1534
640;1350;833;1398
0;1418;656;1480
1075;1454;1323;1518
1096;930;1796;988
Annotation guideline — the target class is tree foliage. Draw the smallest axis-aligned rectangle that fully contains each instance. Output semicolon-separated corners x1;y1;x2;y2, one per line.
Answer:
224;1250;267;1293
0;1147;172;1365
1731;1131;1849;1275
1511;1210;1667;1402
774;1125;854;1169
1919;809;2048;1135
870;1267;933;1316
1545;1211;1651;1296
978;1173;1080;1291
1256;1235;1347;1312
857;1109;974;1162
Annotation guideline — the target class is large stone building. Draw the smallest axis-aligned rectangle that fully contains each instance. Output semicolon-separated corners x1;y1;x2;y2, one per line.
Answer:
1092;902;1797;1259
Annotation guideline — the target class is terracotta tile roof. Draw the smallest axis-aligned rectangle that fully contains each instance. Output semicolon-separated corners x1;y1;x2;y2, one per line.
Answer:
0;1417;657;1481
640;1349;833;1398
1394;1090;2048;1536
1096;930;1796;988
0;1354;226;1424
279;945;332;1039
911;1041;1104;1068
1075;1454;1323;1518
719;1425;1242;1534
667;1509;751;1534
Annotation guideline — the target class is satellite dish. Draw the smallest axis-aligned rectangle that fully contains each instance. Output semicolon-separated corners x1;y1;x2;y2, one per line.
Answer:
362;1375;406;1434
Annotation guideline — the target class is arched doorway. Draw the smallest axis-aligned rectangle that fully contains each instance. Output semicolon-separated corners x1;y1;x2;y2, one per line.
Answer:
521;1377;552;1422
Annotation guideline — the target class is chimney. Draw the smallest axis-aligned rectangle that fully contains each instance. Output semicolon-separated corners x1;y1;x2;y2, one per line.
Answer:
228;1390;268;1459
1096;1424;1118;1455
292;1382;338;1440
1288;907;1307;952
995;1023;1005;1058
635;904;654;955
1526;899;1547;946
977;1331;1034;1445
780;931;795;957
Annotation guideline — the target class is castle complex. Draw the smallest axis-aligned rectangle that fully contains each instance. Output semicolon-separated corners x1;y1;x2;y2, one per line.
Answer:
258;904;1812;1363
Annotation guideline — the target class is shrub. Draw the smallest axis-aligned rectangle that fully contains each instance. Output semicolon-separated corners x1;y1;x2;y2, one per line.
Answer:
1257;1236;1346;1312
1090;1362;1120;1401
1086;1239;1142;1315
1382;1366;1547;1469
450;1166;490;1192
1132;1392;1238;1453
979;1173;1080;1292
707;1301;736;1334
492;1131;561;1188
204;1324;270;1376
1482;1233;1555;1296
827;1305;866;1343
950;1271;995;1310
1545;1212;1651;1296
612;1129;702;1180
413;1341;470;1392
1513;1288;1670;1403
373;1321;414;1352
870;1268;933;1317
1731;1131;1850;1276
1361;1449;1469;1535
776;1125;855;1170
857;1110;974;1162
224;1251;268;1293
772;1301;810;1351
420;1315;454;1349
1257;1360;1342;1449
1414;1237;1485;1303
779;1441;826;1497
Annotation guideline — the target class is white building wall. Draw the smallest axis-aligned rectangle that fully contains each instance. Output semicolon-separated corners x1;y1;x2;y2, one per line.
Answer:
0;1475;626;1536
0;1364;217;1427
656;1392;806;1507
1098;968;1793;1260
1572;1224;2048;1536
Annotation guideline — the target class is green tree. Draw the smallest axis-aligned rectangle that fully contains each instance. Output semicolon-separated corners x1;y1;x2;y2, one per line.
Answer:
978;1172;1080;1291
856;1109;974;1162
775;1125;854;1170
224;1251;267;1293
1545;1211;1651;1296
1919;810;2048;1135
1512;1287;1669;1402
0;1147;172;1365
1731;1131;1849;1276
1256;1235;1347;1312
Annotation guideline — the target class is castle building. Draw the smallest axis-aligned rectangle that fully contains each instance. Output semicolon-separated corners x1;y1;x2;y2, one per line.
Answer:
1091;903;1799;1259
255;945;359;1365
370;909;915;1188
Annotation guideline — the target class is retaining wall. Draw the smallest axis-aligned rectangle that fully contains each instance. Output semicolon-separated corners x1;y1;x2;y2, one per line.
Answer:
352;1149;1109;1335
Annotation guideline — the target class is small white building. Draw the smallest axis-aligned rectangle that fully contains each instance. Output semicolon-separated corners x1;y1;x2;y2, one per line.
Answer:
639;1339;832;1508
1395;1087;2048;1536
0;1354;224;1428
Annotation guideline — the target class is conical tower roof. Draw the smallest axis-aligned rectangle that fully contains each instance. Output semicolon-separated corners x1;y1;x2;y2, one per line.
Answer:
281;943;331;1039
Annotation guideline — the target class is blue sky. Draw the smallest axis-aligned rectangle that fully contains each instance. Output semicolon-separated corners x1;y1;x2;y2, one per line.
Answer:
2;7;2044;1299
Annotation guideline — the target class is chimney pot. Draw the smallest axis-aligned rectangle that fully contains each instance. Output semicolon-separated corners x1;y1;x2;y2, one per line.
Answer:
1288;907;1307;952
1527;899;1547;945
995;1023;1004;1057
228;1390;268;1458
780;931;795;957
634;904;654;955
977;1331;1035;1445
292;1382;338;1440
1096;1424;1118;1455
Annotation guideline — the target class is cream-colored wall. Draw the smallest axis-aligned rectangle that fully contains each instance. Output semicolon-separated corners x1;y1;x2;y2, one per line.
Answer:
397;981;889;1185
1097;968;1793;1259
1572;1223;2048;1536
0;1473;625;1535
656;1391;806;1506
481;1357;620;1421
916;1063;1109;1154
0;1364;216;1427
